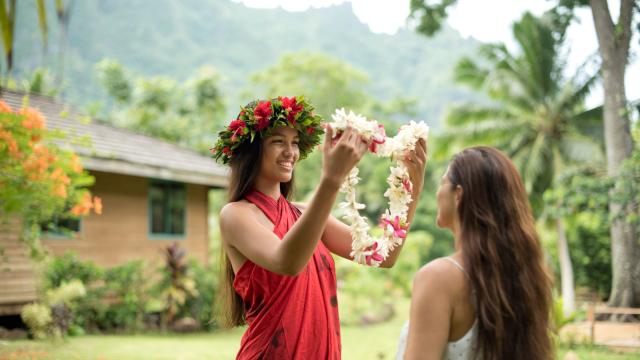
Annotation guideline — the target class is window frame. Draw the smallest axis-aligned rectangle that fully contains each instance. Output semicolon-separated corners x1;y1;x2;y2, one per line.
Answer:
148;179;187;240
40;215;82;240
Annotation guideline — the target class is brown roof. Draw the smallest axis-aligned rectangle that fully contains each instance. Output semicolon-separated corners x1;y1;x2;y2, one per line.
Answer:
1;89;228;187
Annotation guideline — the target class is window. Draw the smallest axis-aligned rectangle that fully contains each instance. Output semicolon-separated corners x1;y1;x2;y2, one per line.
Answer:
40;216;81;238
149;181;186;237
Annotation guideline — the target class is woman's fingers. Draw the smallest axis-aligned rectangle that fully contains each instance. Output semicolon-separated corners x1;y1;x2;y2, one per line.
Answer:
336;126;353;146
355;135;369;156
323;124;334;154
416;138;427;161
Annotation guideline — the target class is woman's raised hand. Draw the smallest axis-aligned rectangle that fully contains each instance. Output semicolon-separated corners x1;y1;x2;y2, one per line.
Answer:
400;138;428;193
321;125;368;188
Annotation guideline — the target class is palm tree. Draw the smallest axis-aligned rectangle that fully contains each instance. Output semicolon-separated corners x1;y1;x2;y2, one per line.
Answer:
441;12;604;315
0;0;49;80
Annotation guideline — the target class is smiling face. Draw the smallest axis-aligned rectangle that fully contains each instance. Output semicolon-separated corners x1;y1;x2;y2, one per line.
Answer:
258;126;300;183
436;167;461;231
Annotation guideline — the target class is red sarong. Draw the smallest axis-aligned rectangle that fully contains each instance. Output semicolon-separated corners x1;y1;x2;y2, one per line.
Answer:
234;190;341;359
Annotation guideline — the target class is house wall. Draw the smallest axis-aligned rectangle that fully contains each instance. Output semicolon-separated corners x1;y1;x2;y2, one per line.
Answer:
0;216;39;315
42;171;210;269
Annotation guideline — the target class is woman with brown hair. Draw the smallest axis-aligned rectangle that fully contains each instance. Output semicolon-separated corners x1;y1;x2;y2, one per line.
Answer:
212;97;427;359
397;146;553;360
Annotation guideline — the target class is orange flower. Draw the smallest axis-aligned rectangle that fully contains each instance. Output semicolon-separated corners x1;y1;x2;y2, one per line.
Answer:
33;145;55;166
18;108;46;130
0;129;20;159
24;154;46;181
50;167;63;180
53;183;67;198
70;154;83;173
93;196;102;215
50;167;70;185
70;205;83;216
70;192;94;216
0;100;13;113
23;147;52;179
6;139;21;160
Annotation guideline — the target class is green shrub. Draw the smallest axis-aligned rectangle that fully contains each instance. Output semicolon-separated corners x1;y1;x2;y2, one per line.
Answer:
42;251;216;333
46;279;86;306
102;260;148;332
44;252;103;289
43;254;148;333
154;243;198;327
44;253;107;332
181;258;218;330
21;303;52;339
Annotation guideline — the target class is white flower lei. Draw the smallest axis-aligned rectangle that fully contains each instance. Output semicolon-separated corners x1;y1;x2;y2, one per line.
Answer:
329;109;430;267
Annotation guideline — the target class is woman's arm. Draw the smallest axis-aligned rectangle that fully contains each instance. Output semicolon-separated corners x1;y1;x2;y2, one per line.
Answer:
403;260;453;360
320;138;428;267
220;126;368;276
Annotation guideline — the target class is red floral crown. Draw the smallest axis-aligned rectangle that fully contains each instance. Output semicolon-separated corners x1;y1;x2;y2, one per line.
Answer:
211;96;324;164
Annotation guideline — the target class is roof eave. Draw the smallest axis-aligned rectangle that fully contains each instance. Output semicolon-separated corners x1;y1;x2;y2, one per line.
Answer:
82;157;228;188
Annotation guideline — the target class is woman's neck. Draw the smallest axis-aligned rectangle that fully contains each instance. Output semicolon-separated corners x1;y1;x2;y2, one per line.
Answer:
254;176;281;201
452;223;462;251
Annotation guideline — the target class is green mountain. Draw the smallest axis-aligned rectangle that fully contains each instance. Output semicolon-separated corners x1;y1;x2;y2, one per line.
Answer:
11;0;480;126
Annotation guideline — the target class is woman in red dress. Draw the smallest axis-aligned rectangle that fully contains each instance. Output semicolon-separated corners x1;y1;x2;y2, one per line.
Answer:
212;97;427;359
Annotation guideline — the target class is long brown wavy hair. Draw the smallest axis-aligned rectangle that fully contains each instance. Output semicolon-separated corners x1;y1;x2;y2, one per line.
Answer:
217;133;295;328
447;146;553;360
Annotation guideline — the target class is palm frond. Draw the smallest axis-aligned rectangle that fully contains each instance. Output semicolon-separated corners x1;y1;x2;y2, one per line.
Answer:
445;105;513;126
512;12;560;99
454;57;489;90
514;132;551;193
558;134;604;165
556;71;599;111
572;106;604;145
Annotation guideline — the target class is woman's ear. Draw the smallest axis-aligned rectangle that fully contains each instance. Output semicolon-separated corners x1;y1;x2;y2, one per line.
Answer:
454;185;463;206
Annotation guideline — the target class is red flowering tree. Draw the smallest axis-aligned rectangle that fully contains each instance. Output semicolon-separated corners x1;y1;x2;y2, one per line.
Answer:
0;99;100;258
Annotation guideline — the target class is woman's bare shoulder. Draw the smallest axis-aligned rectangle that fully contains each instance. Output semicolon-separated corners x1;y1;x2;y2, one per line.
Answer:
414;257;464;293
292;202;308;211
220;200;257;221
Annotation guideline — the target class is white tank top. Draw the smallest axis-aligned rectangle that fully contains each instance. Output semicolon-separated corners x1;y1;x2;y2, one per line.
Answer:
396;257;477;360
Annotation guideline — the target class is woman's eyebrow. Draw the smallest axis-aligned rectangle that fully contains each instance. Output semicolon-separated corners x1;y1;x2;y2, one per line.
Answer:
271;132;299;140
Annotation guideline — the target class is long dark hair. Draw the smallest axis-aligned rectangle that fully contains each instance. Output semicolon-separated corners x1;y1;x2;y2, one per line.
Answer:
217;132;295;328
448;146;553;360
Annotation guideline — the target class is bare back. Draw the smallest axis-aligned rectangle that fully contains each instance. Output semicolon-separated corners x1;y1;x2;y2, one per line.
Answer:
400;254;477;359
442;256;475;341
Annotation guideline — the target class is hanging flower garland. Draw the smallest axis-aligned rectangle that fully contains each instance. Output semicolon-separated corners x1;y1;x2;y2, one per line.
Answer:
328;109;430;267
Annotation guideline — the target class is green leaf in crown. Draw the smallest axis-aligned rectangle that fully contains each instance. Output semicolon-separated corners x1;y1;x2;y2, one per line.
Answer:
211;96;325;165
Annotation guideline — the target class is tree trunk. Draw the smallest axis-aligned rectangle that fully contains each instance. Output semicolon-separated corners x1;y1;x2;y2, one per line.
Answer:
589;0;639;309
1;0;17;82
556;218;576;316
55;0;74;87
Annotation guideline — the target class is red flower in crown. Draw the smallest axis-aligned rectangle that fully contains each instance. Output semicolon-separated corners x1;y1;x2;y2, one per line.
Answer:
253;101;273;130
280;96;304;125
228;119;246;142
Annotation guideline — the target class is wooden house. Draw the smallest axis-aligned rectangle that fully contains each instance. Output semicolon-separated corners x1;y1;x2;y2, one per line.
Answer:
0;89;227;315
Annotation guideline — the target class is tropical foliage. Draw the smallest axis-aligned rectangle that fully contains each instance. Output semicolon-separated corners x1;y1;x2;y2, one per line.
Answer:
441;12;603;213
96;59;226;154
0;98;99;257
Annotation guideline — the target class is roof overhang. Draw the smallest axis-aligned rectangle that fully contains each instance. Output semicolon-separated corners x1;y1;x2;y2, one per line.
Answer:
82;157;229;188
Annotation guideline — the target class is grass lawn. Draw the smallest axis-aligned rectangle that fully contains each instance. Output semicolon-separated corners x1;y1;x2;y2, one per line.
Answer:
1;331;639;359
2;327;638;359
1;300;638;359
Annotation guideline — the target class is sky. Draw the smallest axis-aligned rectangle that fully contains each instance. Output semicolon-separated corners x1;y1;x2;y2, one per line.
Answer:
236;0;639;107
